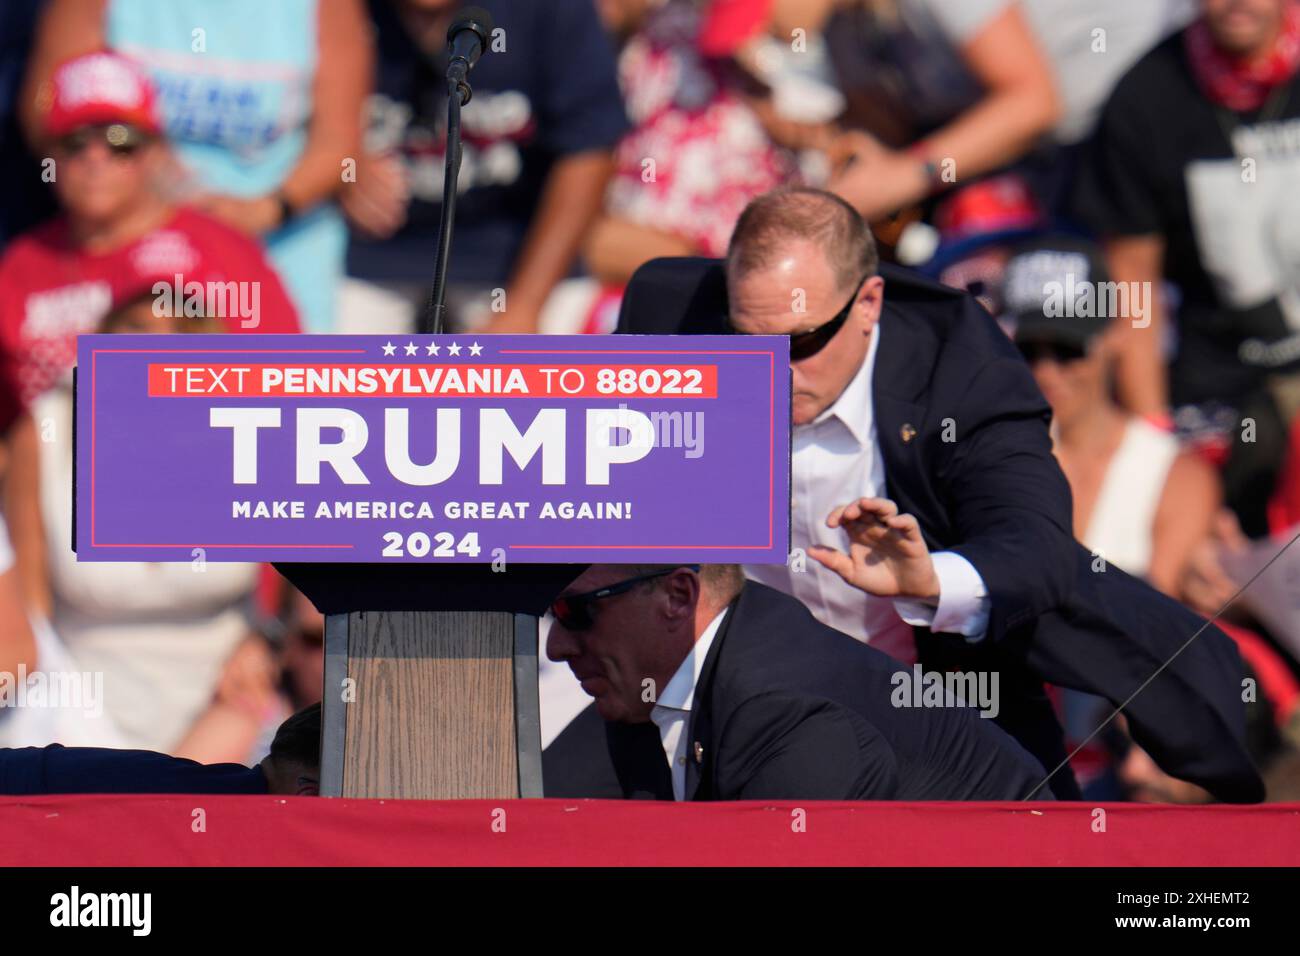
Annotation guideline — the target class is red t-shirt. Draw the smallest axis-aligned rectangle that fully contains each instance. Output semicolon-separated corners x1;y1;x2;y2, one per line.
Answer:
0;206;300;432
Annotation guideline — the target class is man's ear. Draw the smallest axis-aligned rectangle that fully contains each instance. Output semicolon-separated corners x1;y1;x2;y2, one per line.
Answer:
661;569;701;625
263;755;322;796
856;276;885;332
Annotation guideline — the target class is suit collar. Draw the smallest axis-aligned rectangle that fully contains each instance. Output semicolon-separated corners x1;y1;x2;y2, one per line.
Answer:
872;297;936;407
682;590;745;800
870;302;939;547
651;607;728;715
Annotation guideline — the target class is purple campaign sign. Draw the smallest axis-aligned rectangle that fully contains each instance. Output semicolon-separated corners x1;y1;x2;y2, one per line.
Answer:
75;334;790;564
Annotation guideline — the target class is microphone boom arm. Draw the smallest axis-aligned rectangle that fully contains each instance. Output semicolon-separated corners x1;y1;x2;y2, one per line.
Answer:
422;75;470;335
421;6;493;335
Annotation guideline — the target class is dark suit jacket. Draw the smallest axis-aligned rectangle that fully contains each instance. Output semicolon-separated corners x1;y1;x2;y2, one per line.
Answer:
0;745;268;794
545;582;1051;800
613;257;1264;803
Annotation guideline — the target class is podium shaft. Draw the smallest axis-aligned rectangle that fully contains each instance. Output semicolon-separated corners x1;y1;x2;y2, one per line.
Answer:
320;611;542;799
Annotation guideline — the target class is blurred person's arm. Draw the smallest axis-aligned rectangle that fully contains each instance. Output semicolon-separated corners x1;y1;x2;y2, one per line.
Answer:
0;568;37;676
1180;508;1251;619
0;464;38;674
1104;235;1170;418
1072;47;1172;419
171;702;274;764
199;0;373;234
172;633;281;763
3;414;52;619
485;0;628;333
769;0;837;37
914;3;1061;173
18;0;106;146
340;152;410;239
490;151;614;332
582;215;696;288
1148;450;1221;598
830;3;1060;220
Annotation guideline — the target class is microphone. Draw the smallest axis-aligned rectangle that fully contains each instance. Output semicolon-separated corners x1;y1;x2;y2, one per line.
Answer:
423;5;494;332
446;6;494;94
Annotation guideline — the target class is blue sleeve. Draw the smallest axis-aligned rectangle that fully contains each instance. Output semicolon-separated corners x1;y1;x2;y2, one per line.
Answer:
534;0;630;155
0;745;269;794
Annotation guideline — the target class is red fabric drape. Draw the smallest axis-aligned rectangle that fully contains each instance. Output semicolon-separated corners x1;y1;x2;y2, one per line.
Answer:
3;796;1297;866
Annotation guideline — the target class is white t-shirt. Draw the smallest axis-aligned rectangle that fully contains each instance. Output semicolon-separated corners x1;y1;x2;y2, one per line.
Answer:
34;384;258;752
0;514;128;749
833;0;1195;145
1021;0;1198;143
919;0;1198;143
918;0;1009;43
1081;417;1181;579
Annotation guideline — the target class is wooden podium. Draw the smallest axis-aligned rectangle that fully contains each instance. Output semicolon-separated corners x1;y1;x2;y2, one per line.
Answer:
284;561;590;801
278;563;585;799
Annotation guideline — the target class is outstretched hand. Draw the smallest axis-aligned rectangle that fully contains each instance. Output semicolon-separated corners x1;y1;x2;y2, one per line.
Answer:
808;497;940;601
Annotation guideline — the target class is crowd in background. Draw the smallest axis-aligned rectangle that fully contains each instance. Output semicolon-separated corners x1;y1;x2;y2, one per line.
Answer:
0;0;1298;802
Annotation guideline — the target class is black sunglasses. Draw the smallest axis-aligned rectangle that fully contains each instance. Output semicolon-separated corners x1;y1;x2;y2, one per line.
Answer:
550;565;701;631
785;274;870;360
56;123;152;158
1016;339;1088;365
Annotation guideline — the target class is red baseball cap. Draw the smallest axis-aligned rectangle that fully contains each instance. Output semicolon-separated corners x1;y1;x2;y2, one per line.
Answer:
932;173;1045;247
921;172;1047;276
40;51;162;139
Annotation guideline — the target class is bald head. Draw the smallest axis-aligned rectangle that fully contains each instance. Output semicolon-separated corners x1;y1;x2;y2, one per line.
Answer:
727;188;878;292
726;189;887;425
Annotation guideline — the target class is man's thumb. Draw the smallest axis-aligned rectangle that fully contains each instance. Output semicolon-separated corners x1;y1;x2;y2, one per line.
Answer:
808;545;855;583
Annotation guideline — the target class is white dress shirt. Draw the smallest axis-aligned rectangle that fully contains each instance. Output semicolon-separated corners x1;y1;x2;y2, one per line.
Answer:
649;607;728;800
745;322;989;664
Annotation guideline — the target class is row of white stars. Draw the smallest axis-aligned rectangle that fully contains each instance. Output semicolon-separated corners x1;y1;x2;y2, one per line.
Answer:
381;340;484;357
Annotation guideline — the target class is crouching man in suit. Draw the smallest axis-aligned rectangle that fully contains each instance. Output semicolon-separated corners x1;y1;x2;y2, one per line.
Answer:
543;563;1051;801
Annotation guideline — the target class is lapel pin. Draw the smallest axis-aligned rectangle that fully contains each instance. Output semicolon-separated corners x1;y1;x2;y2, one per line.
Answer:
900;423;917;444
693;741;704;764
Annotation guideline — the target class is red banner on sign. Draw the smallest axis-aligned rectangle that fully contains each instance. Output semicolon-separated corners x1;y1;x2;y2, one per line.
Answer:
146;363;719;399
